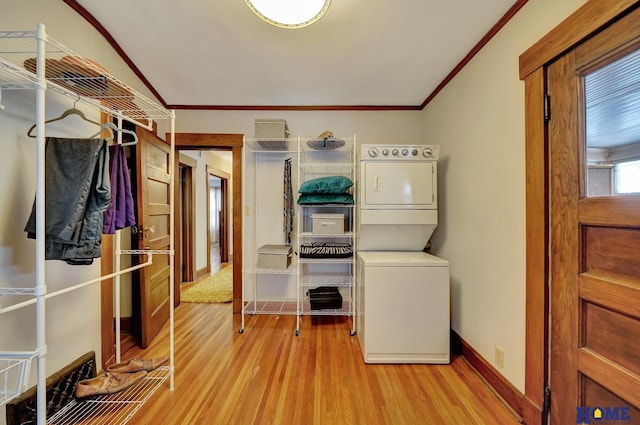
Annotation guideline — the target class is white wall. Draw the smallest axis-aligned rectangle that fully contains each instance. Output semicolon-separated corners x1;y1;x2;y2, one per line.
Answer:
421;0;589;391
175;110;424;275
175;109;423;145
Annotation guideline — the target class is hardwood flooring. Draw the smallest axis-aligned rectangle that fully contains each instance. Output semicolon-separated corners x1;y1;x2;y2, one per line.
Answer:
122;303;521;425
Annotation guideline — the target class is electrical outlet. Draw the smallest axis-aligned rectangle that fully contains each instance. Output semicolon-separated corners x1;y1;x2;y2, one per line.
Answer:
495;346;504;368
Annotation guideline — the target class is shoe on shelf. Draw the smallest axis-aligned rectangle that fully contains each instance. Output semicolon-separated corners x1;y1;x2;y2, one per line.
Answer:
75;370;147;398
106;356;169;374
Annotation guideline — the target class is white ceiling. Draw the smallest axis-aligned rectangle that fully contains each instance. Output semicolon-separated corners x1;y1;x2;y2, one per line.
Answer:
72;0;519;109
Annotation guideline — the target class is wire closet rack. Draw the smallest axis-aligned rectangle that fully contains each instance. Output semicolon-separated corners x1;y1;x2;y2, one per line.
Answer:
0;23;176;425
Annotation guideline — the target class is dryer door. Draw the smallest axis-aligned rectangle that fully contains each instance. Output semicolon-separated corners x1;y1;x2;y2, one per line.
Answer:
361;161;436;209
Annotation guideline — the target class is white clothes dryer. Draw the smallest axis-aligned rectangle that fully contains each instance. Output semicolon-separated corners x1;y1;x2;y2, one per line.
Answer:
357;144;439;251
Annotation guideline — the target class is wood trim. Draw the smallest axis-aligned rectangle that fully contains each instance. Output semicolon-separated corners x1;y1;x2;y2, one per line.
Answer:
231;146;243;314
206;164;231;181
173;133;244;149
171;133;243;313
168;104;421;111
178;153;196;283
420;0;529;108
580;273;640;319
453;332;524;419
205;170;211;275
519;0;640;79
579;348;640;409
179;153;198;168
114;317;133;333
574;5;640;74
523;68;548;425
194;266;209;281
100;233;115;369
578;196;640;227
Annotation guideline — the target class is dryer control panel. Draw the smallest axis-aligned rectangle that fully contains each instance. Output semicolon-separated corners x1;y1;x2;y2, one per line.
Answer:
361;144;440;160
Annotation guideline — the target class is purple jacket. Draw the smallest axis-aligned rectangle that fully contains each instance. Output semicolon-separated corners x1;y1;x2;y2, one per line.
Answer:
103;144;136;234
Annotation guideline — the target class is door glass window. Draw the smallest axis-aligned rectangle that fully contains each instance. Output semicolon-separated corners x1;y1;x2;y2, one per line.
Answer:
584;48;640;197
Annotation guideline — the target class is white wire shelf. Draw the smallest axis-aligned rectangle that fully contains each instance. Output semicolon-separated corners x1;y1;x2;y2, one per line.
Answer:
46;366;172;425
298;231;354;238
244;138;298;153
297;203;355;208
243;265;298;275
299;136;355;152
298;301;354;316
299;275;354;287
243;300;298;315
0;287;37;296
0;351;37;407
0;27;171;126
298;257;354;264
119;249;174;255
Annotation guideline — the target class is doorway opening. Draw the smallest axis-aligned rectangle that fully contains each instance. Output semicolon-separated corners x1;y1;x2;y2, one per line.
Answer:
207;165;230;275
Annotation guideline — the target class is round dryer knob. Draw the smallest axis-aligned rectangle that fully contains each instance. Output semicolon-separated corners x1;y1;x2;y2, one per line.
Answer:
382;149;389;156
423;147;433;157
402;149;409;156
412;149;418;156
368;147;378;157
392;149;399;156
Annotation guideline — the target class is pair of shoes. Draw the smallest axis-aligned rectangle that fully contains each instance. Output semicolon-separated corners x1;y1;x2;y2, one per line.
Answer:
106;356;168;374
75;370;147;398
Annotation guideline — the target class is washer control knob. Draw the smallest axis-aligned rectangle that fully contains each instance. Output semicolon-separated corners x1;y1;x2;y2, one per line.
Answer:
423;147;433;157
392;149;399;156
382;149;389;156
368;147;378;157
402;149;409;156
412;149;418;156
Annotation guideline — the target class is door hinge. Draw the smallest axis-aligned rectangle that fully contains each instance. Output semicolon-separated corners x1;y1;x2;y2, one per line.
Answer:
543;385;551;412
544;93;551;122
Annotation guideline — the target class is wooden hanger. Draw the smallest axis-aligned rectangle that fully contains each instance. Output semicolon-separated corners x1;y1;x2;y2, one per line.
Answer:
103;122;138;146
27;107;114;140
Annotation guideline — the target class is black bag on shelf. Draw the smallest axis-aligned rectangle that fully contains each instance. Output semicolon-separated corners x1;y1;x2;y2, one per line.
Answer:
307;286;343;310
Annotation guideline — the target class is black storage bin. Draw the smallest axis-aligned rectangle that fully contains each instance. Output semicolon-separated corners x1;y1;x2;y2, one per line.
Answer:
307;286;343;310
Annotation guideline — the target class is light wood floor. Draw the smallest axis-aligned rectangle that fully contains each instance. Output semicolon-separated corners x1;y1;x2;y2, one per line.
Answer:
122;303;521;425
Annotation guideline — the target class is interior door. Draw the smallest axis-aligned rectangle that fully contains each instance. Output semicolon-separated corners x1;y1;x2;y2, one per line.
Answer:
134;126;172;348
219;177;229;263
548;8;640;424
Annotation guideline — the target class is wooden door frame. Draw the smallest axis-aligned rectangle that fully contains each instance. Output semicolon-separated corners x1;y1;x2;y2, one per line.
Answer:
176;153;197;295
519;1;640;423
170;133;244;314
206;165;231;273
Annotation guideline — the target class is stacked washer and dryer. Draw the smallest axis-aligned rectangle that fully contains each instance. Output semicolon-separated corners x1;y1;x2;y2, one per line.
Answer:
356;145;450;364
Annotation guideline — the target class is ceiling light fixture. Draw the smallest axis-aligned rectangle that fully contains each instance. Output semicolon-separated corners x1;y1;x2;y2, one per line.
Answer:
245;0;331;29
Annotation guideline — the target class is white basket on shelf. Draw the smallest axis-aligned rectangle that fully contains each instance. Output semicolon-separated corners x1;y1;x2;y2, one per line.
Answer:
0;351;37;406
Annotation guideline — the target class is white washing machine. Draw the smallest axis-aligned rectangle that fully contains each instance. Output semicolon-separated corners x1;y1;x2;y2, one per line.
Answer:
356;251;450;364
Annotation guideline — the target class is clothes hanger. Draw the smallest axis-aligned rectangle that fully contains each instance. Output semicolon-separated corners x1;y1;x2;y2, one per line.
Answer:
27;98;114;140
102;122;138;146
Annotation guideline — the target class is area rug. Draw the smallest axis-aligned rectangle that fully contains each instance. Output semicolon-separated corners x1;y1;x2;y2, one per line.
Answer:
181;265;232;303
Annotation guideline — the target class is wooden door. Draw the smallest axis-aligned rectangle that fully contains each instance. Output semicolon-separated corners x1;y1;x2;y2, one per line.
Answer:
219;177;229;263
135;127;172;348
548;9;640;424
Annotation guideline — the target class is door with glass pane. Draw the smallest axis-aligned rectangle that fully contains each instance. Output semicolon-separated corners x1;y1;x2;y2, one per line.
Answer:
548;8;640;425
